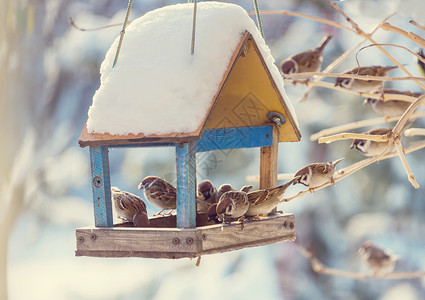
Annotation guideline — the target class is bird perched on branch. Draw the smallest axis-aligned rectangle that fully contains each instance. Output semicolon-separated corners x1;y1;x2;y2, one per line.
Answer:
111;187;150;227
293;158;344;192
364;89;422;117
245;177;299;217
138;176;176;216
335;65;398;92
350;128;394;157
279;34;333;78
358;241;398;275
416;48;425;77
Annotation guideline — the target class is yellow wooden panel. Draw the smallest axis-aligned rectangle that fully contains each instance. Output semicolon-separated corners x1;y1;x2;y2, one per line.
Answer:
205;38;301;142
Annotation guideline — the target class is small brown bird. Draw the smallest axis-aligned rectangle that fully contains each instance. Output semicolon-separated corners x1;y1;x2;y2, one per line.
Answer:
293;158;344;192
350;128;394;157
279;34;333;78
364;89;421;117
216;190;249;221
138;176;176;216
335;66;398;92
358;241;398;275
197;180;218;213
245;177;299;217
111;187;150;227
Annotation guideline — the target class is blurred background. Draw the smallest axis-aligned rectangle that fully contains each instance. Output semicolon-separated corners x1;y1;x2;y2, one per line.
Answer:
1;0;425;299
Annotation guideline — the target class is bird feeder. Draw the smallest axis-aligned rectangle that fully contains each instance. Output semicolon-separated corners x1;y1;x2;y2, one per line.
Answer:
76;3;301;259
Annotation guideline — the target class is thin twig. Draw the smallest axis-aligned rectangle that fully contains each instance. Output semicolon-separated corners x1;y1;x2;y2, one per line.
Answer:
247;10;356;33
404;128;425;137
356;43;425;66
318;133;388;144
293;241;425;280
394;138;419;188
245;173;294;183
69;17;132;31
282;72;425;82
310;112;425;141
381;22;425;49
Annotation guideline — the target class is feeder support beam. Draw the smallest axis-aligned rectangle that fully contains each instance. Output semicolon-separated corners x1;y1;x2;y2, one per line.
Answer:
260;124;279;190
176;142;197;228
89;146;113;227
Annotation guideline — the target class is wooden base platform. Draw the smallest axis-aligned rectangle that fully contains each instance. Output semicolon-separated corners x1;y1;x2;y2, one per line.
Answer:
75;213;295;259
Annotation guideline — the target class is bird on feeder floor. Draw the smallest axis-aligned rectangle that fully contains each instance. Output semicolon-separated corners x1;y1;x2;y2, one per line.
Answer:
363;89;422;118
358;241;398;275
138;176;176;216
279;34;333;80
111;187;150;227
245;176;300;217
335;65;398;92
216;189;249;225
293;158;344;192
197;180;218;213
350;128;395;157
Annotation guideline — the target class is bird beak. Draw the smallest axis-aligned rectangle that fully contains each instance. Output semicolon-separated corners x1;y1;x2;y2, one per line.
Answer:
350;143;356;150
138;183;144;190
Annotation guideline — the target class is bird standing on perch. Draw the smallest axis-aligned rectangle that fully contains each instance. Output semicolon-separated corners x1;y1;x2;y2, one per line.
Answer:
197;180;218;213
216;189;249;223
358;241;398;275
335;65;398;92
111;187;150;227
279;34;333;79
138;176;177;216
293;158;344;192
364;89;422;117
350;128;394;157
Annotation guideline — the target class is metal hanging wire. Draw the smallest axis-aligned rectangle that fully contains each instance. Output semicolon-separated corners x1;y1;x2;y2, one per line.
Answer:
190;0;198;55
113;0;134;68
253;0;264;38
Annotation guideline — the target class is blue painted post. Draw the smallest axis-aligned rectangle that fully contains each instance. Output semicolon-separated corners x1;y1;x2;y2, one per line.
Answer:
175;142;197;228
89;146;113;227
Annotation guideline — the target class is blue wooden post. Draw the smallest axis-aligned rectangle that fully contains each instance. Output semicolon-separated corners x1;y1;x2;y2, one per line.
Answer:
175;142;197;228
89;146;113;227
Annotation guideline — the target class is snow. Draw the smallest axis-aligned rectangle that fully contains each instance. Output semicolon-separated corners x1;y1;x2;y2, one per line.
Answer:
86;2;297;136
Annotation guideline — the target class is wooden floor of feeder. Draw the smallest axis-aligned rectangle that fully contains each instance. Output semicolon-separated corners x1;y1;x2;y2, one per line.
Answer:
75;213;295;259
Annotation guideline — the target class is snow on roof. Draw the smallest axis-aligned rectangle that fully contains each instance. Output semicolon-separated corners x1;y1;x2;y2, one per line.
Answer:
86;2;298;136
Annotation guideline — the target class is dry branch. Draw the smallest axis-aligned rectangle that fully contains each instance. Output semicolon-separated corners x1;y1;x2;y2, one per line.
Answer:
318;133;388;144
294;241;425;280
394;138;419;188
245;173;294;183
410;20;425;32
310;112;425;141
404;128;425;137
381;22;425;49
282;72;425;83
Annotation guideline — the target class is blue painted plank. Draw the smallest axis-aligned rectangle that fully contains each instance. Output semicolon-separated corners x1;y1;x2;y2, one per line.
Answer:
196;125;273;152
175;142;197;228
89;146;113;227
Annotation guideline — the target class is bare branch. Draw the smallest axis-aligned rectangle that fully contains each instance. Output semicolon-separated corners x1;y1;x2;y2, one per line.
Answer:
381;22;425;49
282;72;425;83
404;128;425;137
410;20;425;32
69;16;132;31
318;133;389;144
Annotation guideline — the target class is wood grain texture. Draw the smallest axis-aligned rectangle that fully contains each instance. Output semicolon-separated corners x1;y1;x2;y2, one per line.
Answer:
90;146;113;227
75;214;295;258
176;142;197;228
196;125;273;152
260;125;279;190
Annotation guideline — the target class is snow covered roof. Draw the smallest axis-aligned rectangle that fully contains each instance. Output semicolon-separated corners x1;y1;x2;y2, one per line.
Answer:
79;2;300;147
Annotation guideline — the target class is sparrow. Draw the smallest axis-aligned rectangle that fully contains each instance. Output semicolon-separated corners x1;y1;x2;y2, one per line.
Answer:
350;128;394;157
364;89;422;117
245;177;299;217
358;241;398;275
111;187;150;227
293;158;344;191
216;190;249;222
280;34;333;78
417;48;425;77
138;176;176;216
197;180;218;213
335;65;398;92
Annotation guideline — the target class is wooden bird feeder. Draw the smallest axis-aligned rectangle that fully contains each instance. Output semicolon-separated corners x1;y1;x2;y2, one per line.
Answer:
76;31;301;259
